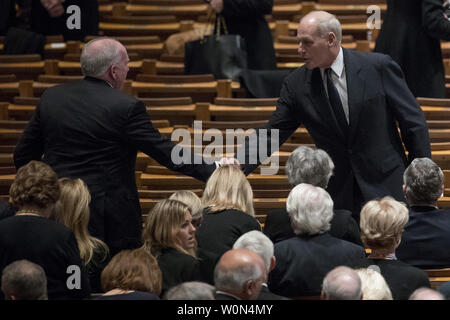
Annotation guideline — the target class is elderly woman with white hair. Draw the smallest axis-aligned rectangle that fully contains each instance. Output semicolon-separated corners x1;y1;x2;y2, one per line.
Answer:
268;184;365;298
263;146;361;246
350;196;430;300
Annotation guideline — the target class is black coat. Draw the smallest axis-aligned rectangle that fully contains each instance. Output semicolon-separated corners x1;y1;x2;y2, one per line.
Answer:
222;0;276;70
0;215;90;300
242;49;431;212
14;77;216;255
263;207;362;246
375;0;450;98
268;233;365;297
396;206;450;269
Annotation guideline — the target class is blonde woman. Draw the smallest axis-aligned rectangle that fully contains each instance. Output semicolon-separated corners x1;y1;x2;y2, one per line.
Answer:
54;178;110;293
196;165;261;258
142;199;215;295
356;268;393;300
350;196;430;300
169;190;203;228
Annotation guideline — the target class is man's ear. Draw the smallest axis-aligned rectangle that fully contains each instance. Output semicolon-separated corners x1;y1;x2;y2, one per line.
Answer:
328;32;337;46
269;256;276;272
243;279;255;298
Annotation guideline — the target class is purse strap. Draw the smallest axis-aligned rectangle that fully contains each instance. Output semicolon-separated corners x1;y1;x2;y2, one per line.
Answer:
215;14;228;39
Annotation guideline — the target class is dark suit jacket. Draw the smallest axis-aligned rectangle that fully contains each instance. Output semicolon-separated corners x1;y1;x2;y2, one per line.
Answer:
14;77;216;255
242;49;431;212
268;233;366;297
263;207;362;246
257;284;290;300
396;206;450;269
375;0;450;98
0;215;90;300
222;0;276;70
214;291;240;300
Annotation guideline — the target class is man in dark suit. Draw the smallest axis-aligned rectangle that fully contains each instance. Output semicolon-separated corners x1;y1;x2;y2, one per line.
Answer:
14;38;218;256
214;249;266;300
396;158;450;268
268;184;365;298
240;11;431;216
263;146;361;244
233;230;290;300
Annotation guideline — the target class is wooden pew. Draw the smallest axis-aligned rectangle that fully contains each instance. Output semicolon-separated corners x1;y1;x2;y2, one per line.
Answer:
424;268;450;289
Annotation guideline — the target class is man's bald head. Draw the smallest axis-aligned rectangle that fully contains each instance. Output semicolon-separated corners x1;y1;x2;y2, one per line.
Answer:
80;38;127;78
409;287;445;300
214;249;266;300
321;266;362;300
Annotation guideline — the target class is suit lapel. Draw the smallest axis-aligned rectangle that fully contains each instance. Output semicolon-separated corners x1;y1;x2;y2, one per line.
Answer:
306;67;346;142
343;49;365;146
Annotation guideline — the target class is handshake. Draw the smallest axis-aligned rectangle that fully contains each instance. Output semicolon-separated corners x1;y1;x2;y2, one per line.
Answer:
41;0;65;18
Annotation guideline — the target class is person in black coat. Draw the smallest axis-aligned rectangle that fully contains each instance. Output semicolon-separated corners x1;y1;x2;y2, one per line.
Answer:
196;165;262;259
0;161;90;300
142;199;218;296
233;231;290;300
268;184;366;298
396;158;450;269
208;0;276;70
13;38;218;256
264;146;362;244
350;197;430;300
375;0;450;98
239;11;431;217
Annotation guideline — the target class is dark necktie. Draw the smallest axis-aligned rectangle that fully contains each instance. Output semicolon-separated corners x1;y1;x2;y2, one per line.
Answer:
326;68;348;137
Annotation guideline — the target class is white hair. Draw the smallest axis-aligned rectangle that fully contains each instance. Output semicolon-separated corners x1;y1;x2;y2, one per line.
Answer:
80;38;123;77
322;266;362;300
286;183;334;235
214;260;263;293
356;268;392;300
233;231;274;273
165;281;215;300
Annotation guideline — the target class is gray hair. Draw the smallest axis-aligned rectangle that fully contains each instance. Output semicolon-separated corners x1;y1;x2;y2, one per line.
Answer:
233;231;274;273
80;37;123;77
214;258;263;293
165;281;215;300
286;183;334;235
285;146;334;188
302;11;342;43
409;287;445;300
403;158;444;205
1;260;48;300
322;266;362;300
356;268;392;300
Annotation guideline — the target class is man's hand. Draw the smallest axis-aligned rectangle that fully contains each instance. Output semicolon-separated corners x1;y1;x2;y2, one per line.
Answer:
210;0;223;13
218;157;240;167
41;0;65;18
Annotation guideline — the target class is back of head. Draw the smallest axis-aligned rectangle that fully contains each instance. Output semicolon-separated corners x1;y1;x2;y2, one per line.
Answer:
169;190;203;223
142;199;193;256
359;196;409;250
286;183;334;235
322;266;362;300
409;287;445;300
356;268;392;300
165;281;215;300
1;260;48;300
202;165;254;216
403;158;444;205
80;37;123;78
285;146;334;188
101;248;162;296
9;160;60;210
232;230;274;273
214;249;266;300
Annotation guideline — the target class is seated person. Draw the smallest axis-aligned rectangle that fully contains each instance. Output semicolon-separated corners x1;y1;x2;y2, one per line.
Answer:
169;190;203;229
54;178;110;293
356;268;393;300
0;161;90;299
96;248;161;300
197;165;261;258
142;199;216;296
214;249;267;300
268;184;365;298
1;260;48;300
164;281;215;300
321;266;362;300
350;197;430;300
409;287;445;300
396;158;450;268
263;146;361;245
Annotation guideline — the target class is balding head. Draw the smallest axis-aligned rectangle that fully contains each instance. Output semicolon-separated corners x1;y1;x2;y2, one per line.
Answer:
214;249;266;300
321;266;362;300
409;287;445;300
81;37;129;89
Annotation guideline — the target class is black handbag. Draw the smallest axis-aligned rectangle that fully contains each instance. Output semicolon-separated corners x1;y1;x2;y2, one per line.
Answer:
184;15;247;81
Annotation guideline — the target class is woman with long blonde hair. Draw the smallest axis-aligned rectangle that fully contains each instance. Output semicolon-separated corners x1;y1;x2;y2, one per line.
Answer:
54;177;110;293
142;199;215;295
196;165;261;258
